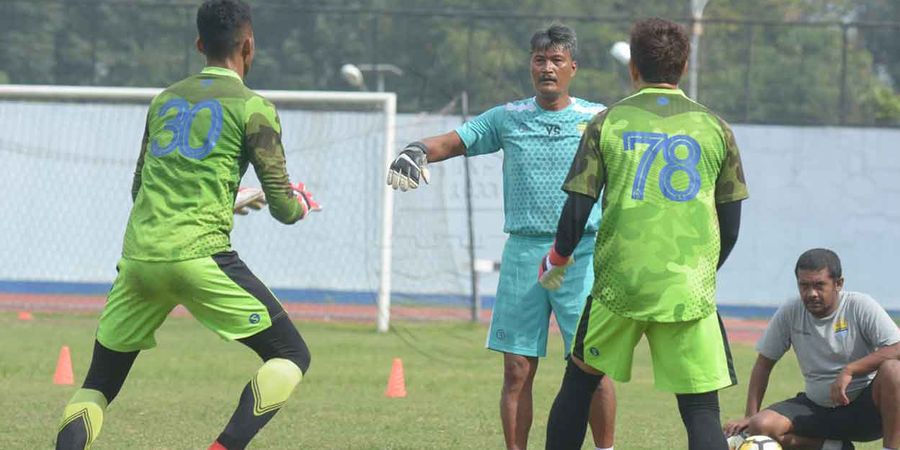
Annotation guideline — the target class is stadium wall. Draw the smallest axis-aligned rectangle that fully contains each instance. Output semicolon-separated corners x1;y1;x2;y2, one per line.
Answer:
1;102;898;311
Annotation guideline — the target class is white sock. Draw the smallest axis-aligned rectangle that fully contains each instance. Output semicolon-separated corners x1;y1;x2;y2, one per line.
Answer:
596;447;613;450
821;440;843;450
883;447;895;450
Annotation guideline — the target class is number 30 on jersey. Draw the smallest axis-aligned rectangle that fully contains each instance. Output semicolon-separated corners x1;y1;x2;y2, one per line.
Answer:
623;131;701;202
151;98;224;160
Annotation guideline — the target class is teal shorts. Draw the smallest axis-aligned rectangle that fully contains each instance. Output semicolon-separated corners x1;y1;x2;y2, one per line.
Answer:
486;234;595;358
96;251;284;352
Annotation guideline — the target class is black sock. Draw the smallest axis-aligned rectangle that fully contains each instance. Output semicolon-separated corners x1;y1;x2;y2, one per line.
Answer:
676;391;728;450
546;360;604;450
215;382;281;450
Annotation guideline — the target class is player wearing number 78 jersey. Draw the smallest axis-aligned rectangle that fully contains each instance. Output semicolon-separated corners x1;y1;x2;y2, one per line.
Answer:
543;18;749;450
55;2;319;450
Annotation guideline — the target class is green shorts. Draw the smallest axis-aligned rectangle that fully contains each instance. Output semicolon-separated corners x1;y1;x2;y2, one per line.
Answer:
487;234;595;358
96;251;285;352
572;297;737;394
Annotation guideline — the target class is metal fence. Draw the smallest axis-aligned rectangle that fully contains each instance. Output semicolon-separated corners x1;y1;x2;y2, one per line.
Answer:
0;1;898;127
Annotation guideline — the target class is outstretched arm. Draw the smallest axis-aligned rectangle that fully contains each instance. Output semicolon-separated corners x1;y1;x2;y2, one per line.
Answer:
421;131;467;163
724;354;777;435
387;131;467;191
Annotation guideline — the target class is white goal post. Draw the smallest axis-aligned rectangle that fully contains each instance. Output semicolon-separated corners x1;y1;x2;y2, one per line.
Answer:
0;84;397;333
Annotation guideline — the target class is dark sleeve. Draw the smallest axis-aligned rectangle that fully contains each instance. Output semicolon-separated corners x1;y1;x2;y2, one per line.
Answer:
130;121;150;202
245;100;302;224
553;192;597;258
714;117;749;203
716;200;742;269
561;110;608;200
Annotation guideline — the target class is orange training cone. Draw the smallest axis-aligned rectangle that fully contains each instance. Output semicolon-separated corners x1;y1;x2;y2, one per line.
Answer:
384;358;407;398
54;346;74;385
17;311;33;321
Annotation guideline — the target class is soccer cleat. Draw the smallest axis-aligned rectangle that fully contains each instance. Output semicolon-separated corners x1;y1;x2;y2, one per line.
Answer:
208;441;228;450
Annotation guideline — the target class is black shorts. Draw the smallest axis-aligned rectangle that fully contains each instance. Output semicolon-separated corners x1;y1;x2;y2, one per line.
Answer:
767;383;882;442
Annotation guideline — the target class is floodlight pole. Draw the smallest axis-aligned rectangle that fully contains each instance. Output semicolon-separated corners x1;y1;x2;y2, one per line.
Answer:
357;64;404;93
689;0;710;101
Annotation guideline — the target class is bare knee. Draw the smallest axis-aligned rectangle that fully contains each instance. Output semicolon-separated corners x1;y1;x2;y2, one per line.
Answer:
595;374;615;394
503;355;536;392
748;410;792;438
874;359;900;409
876;359;900;381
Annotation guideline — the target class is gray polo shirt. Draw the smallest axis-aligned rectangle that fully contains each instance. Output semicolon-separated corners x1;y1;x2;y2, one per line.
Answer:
757;290;900;407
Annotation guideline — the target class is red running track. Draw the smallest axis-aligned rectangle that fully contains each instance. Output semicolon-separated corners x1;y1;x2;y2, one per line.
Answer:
0;293;769;344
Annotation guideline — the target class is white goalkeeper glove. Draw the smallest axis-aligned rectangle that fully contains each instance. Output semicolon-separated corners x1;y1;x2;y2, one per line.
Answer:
291;182;322;218
538;246;574;291
234;187;267;215
387;142;430;191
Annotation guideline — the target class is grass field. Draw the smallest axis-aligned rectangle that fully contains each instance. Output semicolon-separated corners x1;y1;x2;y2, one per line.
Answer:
0;313;886;449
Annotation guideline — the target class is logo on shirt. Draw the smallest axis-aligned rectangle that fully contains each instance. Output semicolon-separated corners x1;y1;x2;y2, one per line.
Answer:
495;329;506;340
249;313;261;324
834;317;848;335
545;124;561;136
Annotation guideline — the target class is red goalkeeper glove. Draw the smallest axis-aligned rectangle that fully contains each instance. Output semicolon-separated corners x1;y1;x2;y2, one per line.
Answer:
538;245;573;291
291;182;322;218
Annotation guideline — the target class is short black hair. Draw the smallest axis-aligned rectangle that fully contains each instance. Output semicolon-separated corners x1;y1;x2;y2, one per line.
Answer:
795;248;843;280
530;24;578;59
196;0;252;60
629;18;690;84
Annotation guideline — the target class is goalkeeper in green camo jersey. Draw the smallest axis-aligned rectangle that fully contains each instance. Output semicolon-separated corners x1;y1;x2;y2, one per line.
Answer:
54;2;320;450
387;24;616;450
541;18;749;450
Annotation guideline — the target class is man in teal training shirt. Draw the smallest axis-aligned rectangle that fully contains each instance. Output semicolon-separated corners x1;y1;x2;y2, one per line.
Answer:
387;24;616;450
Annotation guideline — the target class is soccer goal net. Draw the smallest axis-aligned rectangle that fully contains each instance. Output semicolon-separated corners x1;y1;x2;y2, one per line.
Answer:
0;85;482;332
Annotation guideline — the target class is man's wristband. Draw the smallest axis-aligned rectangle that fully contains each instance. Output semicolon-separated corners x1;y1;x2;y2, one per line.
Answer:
548;244;569;266
405;141;428;154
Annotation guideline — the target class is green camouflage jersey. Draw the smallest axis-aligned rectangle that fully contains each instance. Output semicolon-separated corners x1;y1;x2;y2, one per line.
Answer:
563;87;748;322
123;66;303;261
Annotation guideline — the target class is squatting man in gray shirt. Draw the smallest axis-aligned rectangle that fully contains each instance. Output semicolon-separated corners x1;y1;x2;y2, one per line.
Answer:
724;248;900;450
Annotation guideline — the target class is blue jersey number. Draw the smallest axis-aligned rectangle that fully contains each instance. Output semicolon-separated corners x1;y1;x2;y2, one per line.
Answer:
150;98;223;160
623;131;701;202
